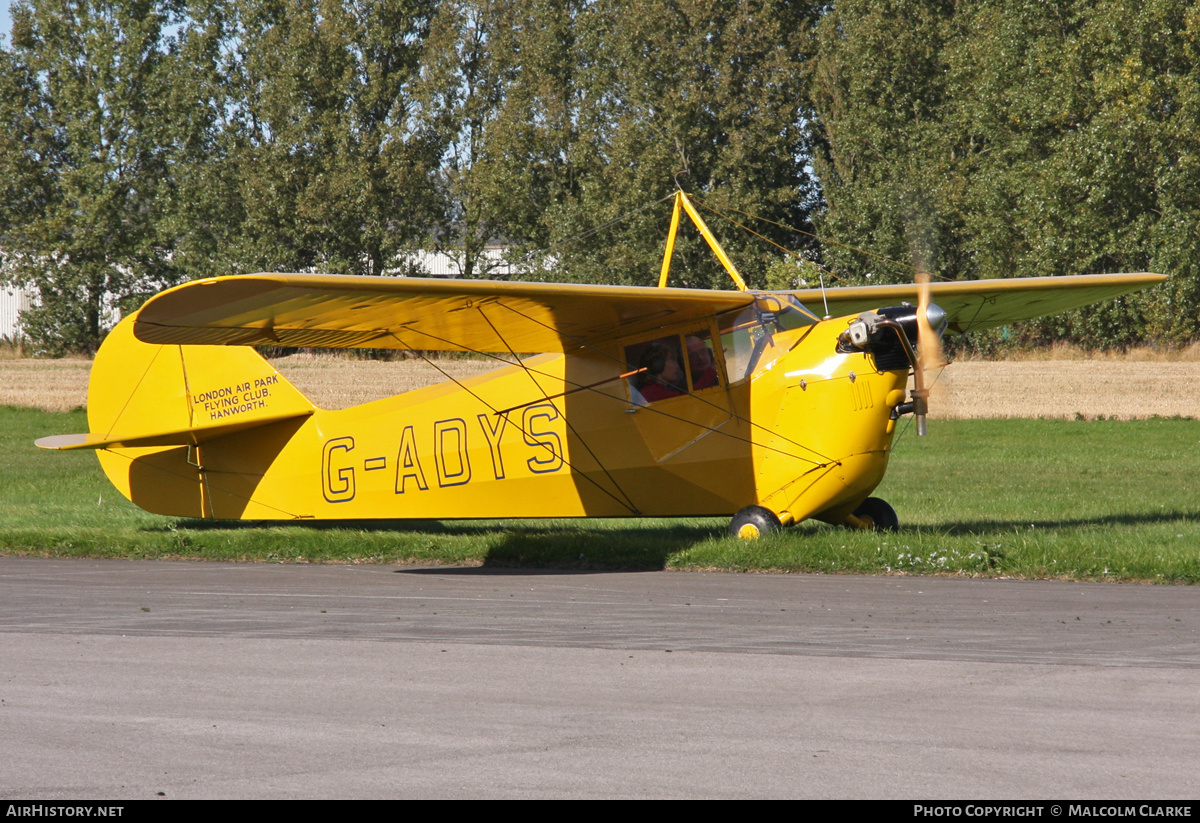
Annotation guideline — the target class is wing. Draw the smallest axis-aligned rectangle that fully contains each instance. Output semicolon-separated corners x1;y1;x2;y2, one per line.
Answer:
133;271;1165;352
782;273;1167;334
134;274;757;353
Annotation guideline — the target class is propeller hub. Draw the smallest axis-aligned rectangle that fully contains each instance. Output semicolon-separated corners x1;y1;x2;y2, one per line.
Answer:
924;302;948;335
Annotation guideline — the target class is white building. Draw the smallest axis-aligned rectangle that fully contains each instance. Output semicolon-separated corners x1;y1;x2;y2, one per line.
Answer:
0;287;32;341
404;246;531;279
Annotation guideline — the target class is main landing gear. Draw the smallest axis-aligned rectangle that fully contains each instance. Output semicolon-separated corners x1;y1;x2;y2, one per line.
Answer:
729;506;782;539
729;497;899;539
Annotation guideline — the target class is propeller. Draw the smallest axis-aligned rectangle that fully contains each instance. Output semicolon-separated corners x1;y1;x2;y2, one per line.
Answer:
912;269;947;436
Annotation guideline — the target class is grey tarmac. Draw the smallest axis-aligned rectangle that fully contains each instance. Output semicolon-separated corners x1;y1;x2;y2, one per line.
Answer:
0;557;1197;799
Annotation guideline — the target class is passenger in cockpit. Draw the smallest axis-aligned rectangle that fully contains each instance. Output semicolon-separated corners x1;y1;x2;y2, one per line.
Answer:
637;342;687;402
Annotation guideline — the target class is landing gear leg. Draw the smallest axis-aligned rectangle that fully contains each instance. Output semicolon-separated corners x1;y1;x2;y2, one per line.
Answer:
849;497;898;532
730;506;782;540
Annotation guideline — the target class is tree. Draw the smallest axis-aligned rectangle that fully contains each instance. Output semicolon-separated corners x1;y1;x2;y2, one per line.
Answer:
422;0;582;279
213;0;443;277
0;0;187;354
810;0;1200;348
426;0;822;288
543;0;822;290
809;0;961;286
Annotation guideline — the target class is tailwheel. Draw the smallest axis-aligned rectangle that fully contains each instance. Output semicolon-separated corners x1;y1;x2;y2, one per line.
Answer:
730;506;782;540
850;497;898;532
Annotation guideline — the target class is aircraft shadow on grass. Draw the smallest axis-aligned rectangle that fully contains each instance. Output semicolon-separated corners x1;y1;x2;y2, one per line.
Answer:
140;508;1196;572
146;517;719;571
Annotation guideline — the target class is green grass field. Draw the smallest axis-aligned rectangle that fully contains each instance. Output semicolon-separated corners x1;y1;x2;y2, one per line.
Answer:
2;406;1197;581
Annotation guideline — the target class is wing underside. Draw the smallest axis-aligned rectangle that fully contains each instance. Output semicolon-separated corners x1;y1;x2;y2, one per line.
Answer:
134;274;757;353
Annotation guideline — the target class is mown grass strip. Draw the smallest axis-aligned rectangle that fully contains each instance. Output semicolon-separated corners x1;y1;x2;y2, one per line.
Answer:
2;407;1197;581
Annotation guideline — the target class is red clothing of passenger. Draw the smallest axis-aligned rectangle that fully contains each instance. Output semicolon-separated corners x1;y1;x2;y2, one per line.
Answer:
691;366;719;390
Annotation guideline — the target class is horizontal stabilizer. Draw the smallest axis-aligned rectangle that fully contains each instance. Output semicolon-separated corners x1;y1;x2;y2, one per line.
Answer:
35;410;313;451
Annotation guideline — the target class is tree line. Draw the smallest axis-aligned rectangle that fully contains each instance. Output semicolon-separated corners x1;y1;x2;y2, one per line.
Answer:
0;0;1195;355
811;0;1200;351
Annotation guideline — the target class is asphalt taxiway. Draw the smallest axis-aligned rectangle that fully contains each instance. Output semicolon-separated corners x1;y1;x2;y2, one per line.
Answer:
1;557;1197;798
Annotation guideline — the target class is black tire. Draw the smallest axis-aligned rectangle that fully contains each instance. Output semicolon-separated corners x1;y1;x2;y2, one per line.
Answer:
852;497;899;531
730;506;782;540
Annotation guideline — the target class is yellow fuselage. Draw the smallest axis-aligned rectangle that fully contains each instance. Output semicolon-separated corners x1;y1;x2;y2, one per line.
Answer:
91;313;907;525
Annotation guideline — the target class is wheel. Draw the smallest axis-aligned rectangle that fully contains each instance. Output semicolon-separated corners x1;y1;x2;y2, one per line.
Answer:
851;497;898;531
730;506;782;539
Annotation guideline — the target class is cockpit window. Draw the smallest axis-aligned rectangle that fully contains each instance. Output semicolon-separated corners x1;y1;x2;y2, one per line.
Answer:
717;301;811;383
626;336;686;404
769;294;821;329
718;308;763;383
625;327;724;404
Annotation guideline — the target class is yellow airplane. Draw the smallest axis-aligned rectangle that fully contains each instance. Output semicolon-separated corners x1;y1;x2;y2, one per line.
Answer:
37;192;1164;538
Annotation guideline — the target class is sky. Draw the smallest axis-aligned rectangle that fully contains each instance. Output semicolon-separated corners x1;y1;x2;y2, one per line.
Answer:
1;6;11;45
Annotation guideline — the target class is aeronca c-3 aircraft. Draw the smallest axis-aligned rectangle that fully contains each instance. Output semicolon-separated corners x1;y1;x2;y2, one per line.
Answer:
38;191;1165;538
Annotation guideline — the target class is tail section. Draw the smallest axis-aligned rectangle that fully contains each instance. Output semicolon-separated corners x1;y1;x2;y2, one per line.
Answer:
37;313;314;518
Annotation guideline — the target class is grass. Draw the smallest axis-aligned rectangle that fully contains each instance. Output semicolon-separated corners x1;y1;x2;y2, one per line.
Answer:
2;406;1198;581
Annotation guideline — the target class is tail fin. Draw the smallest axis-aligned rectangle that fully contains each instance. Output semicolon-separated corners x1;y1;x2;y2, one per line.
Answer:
37;313;314;518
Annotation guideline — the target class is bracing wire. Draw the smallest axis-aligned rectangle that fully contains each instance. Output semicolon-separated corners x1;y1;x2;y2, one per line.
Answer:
693;195;956;284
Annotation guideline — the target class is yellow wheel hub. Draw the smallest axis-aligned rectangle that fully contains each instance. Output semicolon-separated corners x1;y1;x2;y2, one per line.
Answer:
737;523;761;540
